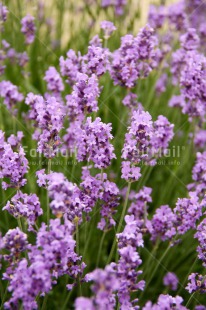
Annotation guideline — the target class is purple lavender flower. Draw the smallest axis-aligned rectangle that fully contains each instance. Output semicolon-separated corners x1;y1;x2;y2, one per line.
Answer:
4;258;52;310
174;191;204;235
0;81;24;113
117;245;145;309
122;92;143;110
101;21;116;39
0;2;8;23
168;1;187;31
80;168;119;229
116;215;144;248
60;49;82;86
66;73;100;120
180;28;200;51
0;134;29;189
31;95;65;158
147;205;176;242
34;219;85;278
122;109;153;164
151;115;174;151
77;117;116;169
82;45;110;77
4;220;85;309
194;129;206;149
75;298;95;310
128;186;152;227
44;66;64;95
143;294;188;309
21;15;36;44
180;51;206;121
101;0;127;16
190;151;206;196
3;191;42;231
76;263;119;309
110;24;158;88
148;5;166;29
97;175;119;231
2;228;28;261
48;172;85;222
163;272;179;291
121;161;141;182
187;273;206;293
195;218;206;267
156;73;168;94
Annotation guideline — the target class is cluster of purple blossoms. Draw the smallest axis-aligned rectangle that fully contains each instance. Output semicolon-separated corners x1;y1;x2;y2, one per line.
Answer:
60;49;82;86
3;191;42;231
75;214;144;309
66;73;100;121
167;1;187;32
4;258;52;310
26;93;65;157
101;0;127;16
77;117;116;169
121;109;174;181
80;168;119;230
116;244;144;309
194;129;206;149
0;2;8;23
190;151;206;197
114;212;145;308
21;15;36;44
156;73;168;95
148;5;166;30
180;28;200;51
2;228;28;262
194;218;206;267
82;44;110;78
122;109;154;172
122;92;140;109
116;214;144;249
128;186;152;228
62;119;82;154
44;66;64;96
0;131;28;190
0;81;24;113
75;263;119;309
152;115;174;151
97;175;119;230
110;24;159;88
47;171;84;223
0;41;29;71
163;272;179;291
180;51;206;121
187;273;206;294
174;191;205;235
100;21;116;39
143;294;188;310
147;205;176;242
4;219;85;309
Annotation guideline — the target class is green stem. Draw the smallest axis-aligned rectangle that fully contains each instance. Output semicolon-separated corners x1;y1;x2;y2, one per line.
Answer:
0;282;8;310
47;158;52;226
62;289;73;310
74;218;82;296
96;230;106;267
41;294;48;310
107;182;131;264
17;217;23;231
140;243;171;300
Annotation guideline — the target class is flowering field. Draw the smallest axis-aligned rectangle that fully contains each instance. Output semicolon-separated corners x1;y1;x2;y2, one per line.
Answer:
0;0;206;309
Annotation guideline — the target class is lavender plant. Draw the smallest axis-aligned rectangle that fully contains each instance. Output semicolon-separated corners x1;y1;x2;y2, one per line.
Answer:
0;0;206;309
